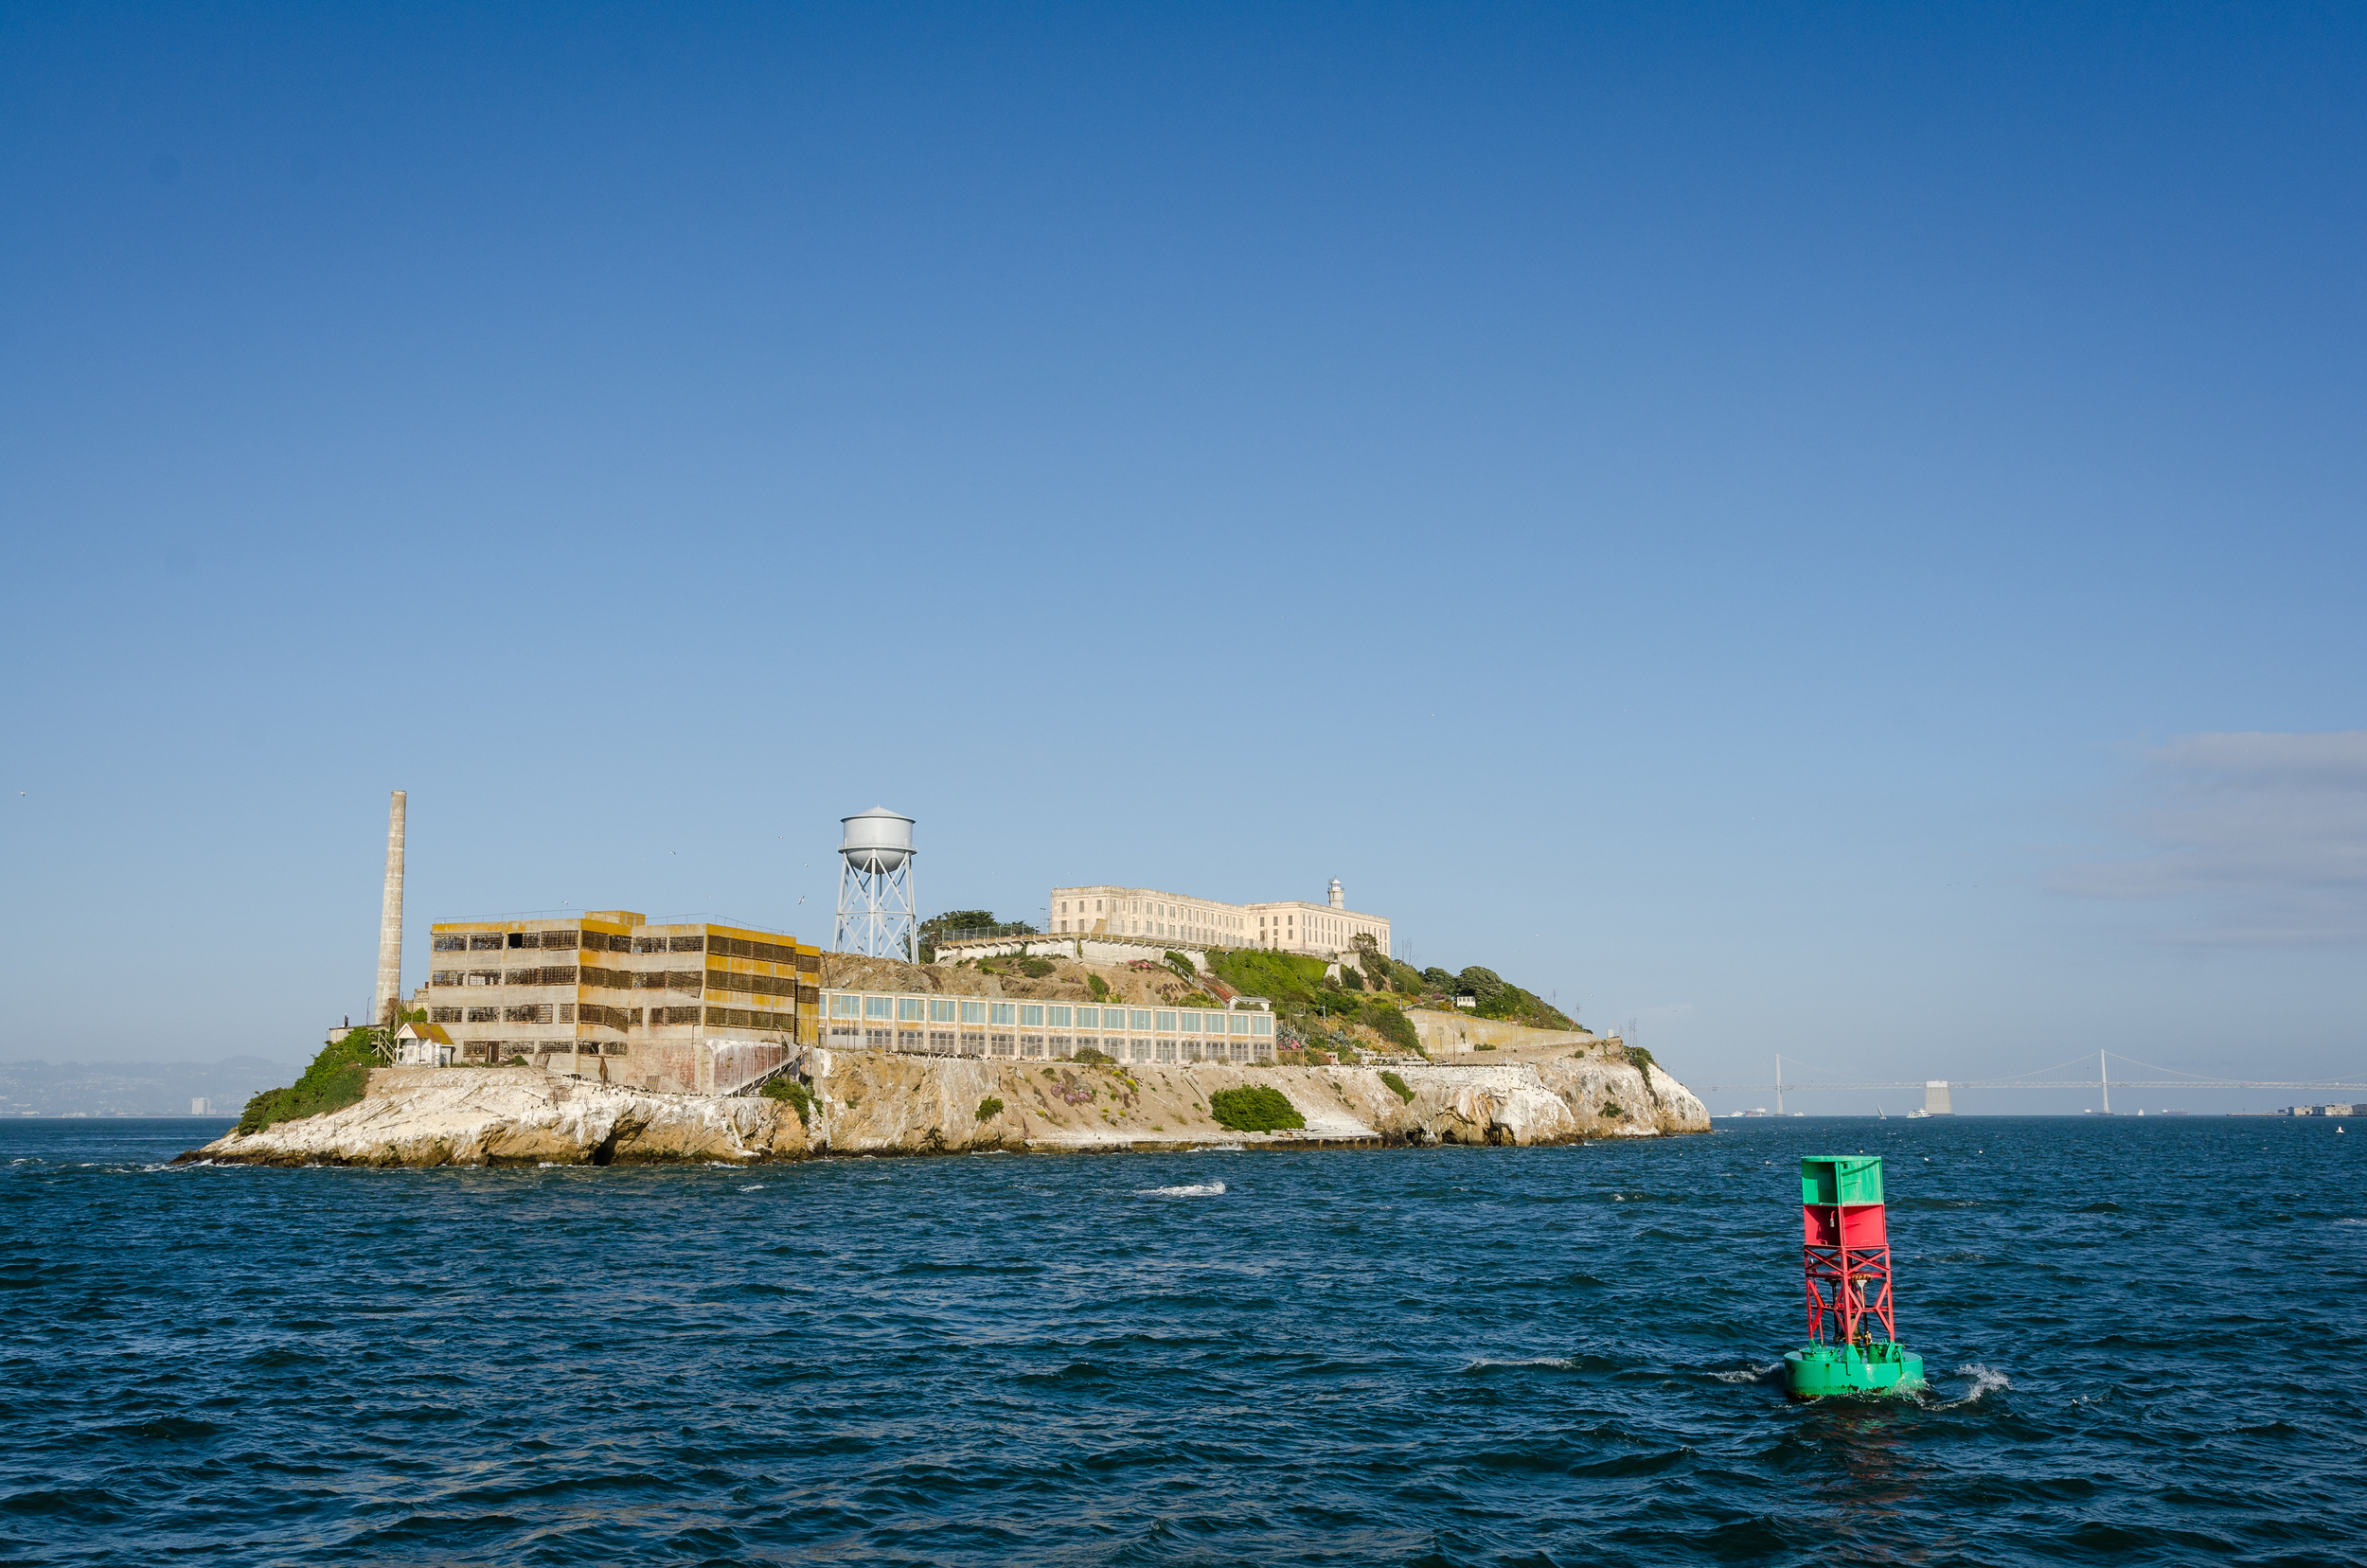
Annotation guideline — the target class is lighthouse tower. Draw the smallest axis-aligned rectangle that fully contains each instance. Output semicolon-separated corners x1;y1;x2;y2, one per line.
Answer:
1783;1154;1926;1399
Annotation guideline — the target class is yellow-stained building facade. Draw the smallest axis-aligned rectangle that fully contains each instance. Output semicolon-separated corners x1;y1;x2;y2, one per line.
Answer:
423;909;817;1094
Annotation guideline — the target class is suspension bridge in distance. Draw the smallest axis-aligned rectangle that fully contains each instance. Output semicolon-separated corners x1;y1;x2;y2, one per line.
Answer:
1694;1050;2367;1114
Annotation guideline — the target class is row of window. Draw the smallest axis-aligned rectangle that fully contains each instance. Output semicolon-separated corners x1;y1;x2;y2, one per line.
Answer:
429;1004;792;1031
824;1025;1272;1064
429;930;811;965
823;994;1272;1035
429;967;812;1002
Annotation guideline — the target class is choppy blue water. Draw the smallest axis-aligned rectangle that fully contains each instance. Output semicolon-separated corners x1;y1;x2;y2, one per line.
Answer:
4;1115;2362;1565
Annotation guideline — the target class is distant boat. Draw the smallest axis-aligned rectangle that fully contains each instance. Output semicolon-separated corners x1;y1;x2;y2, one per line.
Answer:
1907;1108;1930;1119
1877;1104;1886;1119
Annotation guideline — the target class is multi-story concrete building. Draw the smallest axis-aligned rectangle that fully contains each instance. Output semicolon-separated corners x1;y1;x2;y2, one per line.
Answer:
422;909;817;1094
818;989;1274;1065
1048;878;1389;959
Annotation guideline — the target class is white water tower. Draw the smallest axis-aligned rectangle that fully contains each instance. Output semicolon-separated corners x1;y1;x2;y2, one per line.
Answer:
834;807;917;960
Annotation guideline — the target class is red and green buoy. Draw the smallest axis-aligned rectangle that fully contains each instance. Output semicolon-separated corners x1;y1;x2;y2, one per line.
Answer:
1783;1154;1926;1399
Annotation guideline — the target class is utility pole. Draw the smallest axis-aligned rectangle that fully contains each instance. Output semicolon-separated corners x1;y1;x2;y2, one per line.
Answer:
2101;1050;2110;1115
1777;1054;1784;1116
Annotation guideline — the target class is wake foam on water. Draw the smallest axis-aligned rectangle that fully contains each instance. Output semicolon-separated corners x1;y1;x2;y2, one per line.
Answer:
739;1185;766;1192
1463;1356;1577;1372
1936;1363;2011;1406
1710;1363;1784;1384
1140;1181;1226;1197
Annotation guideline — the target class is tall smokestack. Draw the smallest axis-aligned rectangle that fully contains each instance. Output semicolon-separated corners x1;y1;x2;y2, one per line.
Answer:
373;790;406;1025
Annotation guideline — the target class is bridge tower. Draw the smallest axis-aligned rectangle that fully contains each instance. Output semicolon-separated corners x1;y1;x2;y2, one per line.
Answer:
1783;1155;1926;1399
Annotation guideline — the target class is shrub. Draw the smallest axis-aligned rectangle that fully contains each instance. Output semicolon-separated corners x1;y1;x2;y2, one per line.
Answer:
1018;957;1056;978
762;1078;814;1126
1164;951;1197;982
1340;966;1364;991
1365;1004;1420;1055
1601;1101;1626;1118
236;1028;380;1133
1088;973;1112;1003
1624;1045;1657;1072
1379;1070;1415;1104
977;1096;1006;1120
1208;1085;1306;1132
1073;1046;1113;1065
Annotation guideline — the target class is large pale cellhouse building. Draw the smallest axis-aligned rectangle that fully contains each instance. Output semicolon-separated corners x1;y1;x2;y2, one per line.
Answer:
1049;879;1390;960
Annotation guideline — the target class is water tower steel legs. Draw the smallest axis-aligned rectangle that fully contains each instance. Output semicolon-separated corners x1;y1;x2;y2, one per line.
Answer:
835;856;917;961
373;790;406;1026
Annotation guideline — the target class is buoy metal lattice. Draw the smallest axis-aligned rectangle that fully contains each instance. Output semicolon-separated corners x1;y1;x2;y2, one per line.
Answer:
1784;1154;1925;1399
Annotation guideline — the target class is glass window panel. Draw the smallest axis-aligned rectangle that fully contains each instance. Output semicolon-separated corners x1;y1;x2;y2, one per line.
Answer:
829;994;859;1018
898;997;923;1021
1230;1014;1251;1034
1154;1011;1176;1033
865;995;893;1019
1076;1007;1098;1028
960;1000;987;1024
930;998;956;1022
1129;1009;1151;1031
1182;1012;1201;1032
990;1003;1016;1025
1253;1015;1272;1036
1020;1005;1043;1026
1049;1006;1071;1027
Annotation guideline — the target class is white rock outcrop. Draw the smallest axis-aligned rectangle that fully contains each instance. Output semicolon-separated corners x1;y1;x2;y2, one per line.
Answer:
191;1046;1708;1167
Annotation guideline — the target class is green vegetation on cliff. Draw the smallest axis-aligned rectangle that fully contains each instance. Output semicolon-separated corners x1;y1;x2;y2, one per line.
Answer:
238;1029;378;1133
1207;1085;1306;1132
1208;948;1426;1057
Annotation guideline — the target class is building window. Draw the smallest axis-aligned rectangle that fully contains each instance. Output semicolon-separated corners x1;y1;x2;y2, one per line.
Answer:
1155;1010;1176;1032
1022;1034;1044;1059
1076;1007;1098;1028
960;1000;987;1024
830;994;860;1018
1020;1005;1043;1026
989;1002;1016;1025
1129;1009;1152;1032
990;1033;1015;1057
960;1030;986;1055
898;997;924;1022
899;1029;922;1051
1158;1039;1177;1063
931;998;956;1022
1049;1006;1071;1027
865;995;893;1020
931;1030;955;1052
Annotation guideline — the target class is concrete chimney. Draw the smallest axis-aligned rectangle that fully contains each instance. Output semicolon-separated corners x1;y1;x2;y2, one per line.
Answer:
373;790;406;1025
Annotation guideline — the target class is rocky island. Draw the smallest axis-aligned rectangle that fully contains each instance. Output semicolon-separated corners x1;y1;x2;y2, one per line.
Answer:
187;942;1708;1167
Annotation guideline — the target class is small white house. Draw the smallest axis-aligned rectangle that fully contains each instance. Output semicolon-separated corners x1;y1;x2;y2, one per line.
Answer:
392;1021;456;1067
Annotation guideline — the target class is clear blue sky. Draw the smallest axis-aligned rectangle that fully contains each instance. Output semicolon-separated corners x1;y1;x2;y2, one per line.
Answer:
4;4;2361;1110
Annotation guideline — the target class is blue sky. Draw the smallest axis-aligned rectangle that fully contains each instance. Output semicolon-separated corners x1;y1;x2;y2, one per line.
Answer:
3;3;2361;1110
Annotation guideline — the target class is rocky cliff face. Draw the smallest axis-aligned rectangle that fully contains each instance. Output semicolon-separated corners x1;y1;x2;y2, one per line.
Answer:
187;1067;809;1167
187;1046;1708;1167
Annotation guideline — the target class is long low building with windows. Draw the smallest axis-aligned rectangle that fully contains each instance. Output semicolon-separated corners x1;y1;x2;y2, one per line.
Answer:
820;991;1275;1065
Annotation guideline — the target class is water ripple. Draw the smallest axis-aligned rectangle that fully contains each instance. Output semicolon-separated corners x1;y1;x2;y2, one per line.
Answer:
0;1116;2361;1564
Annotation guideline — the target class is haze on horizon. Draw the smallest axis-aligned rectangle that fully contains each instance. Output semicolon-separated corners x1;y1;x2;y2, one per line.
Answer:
2;4;2360;1114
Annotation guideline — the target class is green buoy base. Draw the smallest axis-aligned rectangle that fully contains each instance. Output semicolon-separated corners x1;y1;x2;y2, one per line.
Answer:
1784;1343;1925;1399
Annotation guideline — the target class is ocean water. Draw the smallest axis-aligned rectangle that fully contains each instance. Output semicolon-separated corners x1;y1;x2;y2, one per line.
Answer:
3;1115;2361;1565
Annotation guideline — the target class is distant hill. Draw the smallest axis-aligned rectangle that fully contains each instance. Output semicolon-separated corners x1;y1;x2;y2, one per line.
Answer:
0;1056;302;1117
